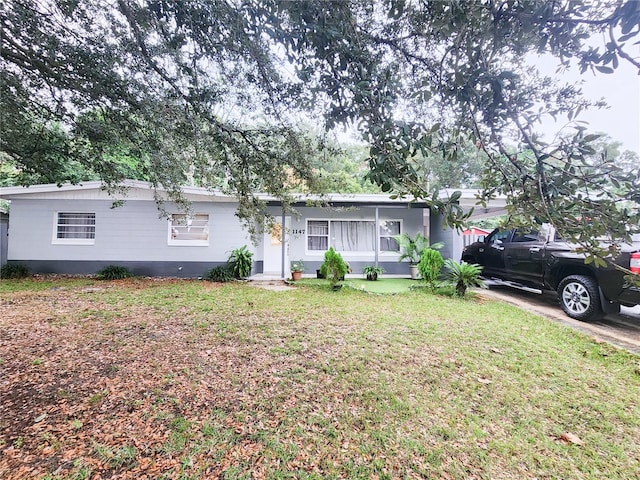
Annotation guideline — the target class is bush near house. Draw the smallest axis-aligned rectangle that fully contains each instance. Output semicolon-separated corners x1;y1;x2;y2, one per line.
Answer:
0;263;29;279
96;265;133;280
319;247;348;288
418;248;444;289
204;265;234;283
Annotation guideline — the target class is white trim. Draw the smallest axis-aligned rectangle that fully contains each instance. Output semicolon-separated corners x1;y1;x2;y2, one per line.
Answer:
305;218;403;256
167;213;210;247
51;211;96;245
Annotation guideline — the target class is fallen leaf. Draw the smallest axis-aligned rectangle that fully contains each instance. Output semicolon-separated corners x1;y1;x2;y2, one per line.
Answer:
41;446;55;455
490;348;503;354
477;377;492;384
559;432;584;446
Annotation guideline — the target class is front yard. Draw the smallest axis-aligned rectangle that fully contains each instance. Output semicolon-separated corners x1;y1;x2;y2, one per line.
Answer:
1;277;639;479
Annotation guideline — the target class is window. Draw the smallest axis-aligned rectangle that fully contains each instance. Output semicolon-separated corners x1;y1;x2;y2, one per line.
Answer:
331;220;375;251
379;220;400;252
512;230;539;242
307;219;401;254
307;220;328;251
487;229;511;244
53;212;95;244
168;213;209;246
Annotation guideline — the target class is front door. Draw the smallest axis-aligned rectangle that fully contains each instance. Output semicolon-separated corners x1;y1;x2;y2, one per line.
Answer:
263;216;291;277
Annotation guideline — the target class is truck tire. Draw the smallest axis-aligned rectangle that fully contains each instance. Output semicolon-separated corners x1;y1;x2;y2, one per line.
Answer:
557;275;602;321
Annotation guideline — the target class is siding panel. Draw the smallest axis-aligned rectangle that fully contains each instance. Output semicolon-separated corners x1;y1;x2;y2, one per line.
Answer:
7;199;251;263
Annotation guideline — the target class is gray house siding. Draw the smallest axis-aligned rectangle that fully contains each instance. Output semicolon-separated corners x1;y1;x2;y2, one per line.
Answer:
268;204;426;276
6;198;253;277
0;213;8;267
429;210;464;262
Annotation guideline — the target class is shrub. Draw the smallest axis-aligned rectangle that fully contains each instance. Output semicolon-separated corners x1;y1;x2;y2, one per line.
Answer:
443;259;486;297
418;248;444;289
228;245;253;279
319;247;348;288
204;265;234;282
96;265;132;280
394;232;444;264
362;265;384;281
0;263;29;279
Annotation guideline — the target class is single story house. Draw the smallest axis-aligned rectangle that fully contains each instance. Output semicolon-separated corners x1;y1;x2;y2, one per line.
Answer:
0;181;505;278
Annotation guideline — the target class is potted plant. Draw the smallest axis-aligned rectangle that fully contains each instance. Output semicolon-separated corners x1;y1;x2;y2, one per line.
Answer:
362;265;384;281
319;247;348;290
393;232;444;279
290;259;305;281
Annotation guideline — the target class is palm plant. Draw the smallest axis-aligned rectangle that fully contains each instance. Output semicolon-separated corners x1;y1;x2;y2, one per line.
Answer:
228;245;253;279
443;259;486;297
394;232;444;264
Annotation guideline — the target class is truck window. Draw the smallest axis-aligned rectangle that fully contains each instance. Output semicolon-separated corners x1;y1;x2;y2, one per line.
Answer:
512;230;539;242
488;229;511;244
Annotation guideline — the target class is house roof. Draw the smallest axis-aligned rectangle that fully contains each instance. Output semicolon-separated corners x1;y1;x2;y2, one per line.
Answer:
0;180;506;210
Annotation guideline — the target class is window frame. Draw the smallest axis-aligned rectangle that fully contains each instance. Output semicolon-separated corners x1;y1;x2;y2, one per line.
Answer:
52;212;96;245
378;219;401;253
305;218;403;256
167;213;210;247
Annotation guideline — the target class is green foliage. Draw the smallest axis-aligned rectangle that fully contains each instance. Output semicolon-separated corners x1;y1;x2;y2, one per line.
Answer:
1;0;639;261
319;247;348;288
362;265;384;281
96;265;132;280
228;246;253;279
443;259;486;298
0;263;29;279
362;265;384;276
290;259;305;272
92;442;137;469
418;249;445;290
394;233;444;264
204;265;234;283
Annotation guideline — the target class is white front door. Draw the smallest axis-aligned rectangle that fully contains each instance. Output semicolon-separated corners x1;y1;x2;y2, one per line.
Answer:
263;216;290;277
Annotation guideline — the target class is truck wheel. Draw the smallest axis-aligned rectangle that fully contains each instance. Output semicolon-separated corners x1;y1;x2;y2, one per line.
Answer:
557;275;602;321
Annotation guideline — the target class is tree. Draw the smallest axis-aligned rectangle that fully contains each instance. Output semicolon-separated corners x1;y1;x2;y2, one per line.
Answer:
2;0;639;260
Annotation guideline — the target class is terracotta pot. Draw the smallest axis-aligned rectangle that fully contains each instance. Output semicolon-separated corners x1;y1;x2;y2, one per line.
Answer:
291;270;302;281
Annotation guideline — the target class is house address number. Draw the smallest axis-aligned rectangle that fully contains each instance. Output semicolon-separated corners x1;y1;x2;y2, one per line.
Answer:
292;229;305;235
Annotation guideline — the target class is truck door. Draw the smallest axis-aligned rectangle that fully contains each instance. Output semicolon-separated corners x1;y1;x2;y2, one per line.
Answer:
504;229;545;287
476;229;511;277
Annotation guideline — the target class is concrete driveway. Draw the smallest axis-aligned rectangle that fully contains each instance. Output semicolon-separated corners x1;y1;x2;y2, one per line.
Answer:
477;281;640;355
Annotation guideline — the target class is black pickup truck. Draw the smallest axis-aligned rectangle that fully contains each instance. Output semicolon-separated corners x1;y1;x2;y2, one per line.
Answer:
461;225;640;321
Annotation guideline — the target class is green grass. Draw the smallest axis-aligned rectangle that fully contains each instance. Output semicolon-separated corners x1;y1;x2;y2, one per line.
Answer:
1;278;639;479
298;277;416;293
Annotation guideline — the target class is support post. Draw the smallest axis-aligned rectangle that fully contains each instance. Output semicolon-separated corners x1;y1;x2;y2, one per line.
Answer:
281;210;286;279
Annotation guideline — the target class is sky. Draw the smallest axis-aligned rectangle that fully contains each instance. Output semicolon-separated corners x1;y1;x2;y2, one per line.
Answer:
532;53;640;155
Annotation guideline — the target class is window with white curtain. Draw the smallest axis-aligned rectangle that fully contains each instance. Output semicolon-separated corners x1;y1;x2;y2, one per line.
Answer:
168;213;209;246
307;220;328;251
307;219;401;253
331;220;375;251
53;212;95;244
